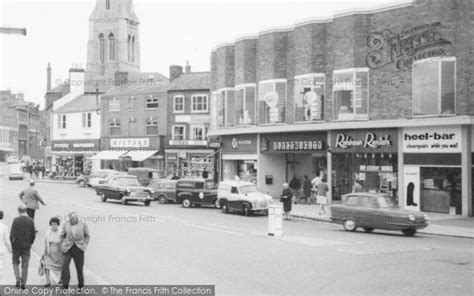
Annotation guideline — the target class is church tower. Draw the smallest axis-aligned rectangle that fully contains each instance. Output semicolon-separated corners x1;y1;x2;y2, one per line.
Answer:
86;0;141;88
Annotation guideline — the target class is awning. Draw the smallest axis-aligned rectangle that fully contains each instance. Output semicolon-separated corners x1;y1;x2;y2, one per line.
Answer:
89;150;127;160
120;150;159;162
0;147;14;152
222;154;257;160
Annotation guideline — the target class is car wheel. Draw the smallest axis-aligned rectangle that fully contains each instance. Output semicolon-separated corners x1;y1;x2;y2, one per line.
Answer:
214;199;221;209
343;219;357;231
222;203;229;213
363;227;374;233
144;201;151;206
402;229;417;236
242;204;250;216
100;194;107;202
182;199;191;208
158;195;167;204
79;180;86;187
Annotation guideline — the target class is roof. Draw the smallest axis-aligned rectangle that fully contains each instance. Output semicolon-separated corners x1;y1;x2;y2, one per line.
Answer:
89;0;139;23
55;94;99;114
168;72;210;91
103;78;169;97
47;82;70;95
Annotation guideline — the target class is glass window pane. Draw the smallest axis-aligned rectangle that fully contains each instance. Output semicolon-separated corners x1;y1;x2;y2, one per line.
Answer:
235;88;244;125
441;61;455;115
258;82;274;124
295;76;325;122
217;91;225;127
413;61;439;116
275;82;287;123
244;86;256;125
225;90;235;127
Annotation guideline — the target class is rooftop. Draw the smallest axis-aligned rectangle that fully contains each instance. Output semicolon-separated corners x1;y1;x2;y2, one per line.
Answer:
169;72;210;91
55;94;99;114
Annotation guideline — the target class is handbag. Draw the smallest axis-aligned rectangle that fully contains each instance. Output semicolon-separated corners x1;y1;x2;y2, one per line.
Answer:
38;256;45;276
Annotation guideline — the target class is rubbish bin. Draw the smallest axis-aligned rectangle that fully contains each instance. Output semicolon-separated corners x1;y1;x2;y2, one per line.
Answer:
268;204;283;236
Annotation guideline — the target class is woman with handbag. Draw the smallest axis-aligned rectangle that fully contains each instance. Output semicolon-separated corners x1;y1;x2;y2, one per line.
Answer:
42;217;64;287
280;183;293;220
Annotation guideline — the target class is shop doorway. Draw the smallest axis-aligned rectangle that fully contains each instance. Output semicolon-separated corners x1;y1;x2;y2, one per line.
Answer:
420;167;462;214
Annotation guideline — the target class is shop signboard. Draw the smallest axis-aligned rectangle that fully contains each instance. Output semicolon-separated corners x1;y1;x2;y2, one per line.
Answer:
331;129;397;152
403;166;420;211
110;138;150;148
52;140;99;151
222;135;257;154
260;132;326;153
402;126;462;153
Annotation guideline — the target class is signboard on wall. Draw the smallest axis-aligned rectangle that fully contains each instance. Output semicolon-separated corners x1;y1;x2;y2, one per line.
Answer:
222;135;257;154
110;138;150;148
260;132;326;153
403;126;462;153
403;166;420;211
331;129;397;153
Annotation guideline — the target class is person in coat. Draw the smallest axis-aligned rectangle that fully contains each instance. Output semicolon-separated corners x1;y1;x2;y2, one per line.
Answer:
280;183;294;220
0;210;12;284
43;217;64;287
19;181;46;220
303;175;312;204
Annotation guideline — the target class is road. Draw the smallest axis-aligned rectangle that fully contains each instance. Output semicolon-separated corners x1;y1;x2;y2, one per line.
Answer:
0;176;472;296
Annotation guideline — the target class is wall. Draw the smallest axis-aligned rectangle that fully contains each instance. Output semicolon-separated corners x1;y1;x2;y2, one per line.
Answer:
52;112;101;141
258;153;287;197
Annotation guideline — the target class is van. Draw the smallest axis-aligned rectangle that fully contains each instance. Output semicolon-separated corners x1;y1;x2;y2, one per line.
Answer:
175;179;219;208
218;180;273;216
149;179;178;203
127;167;161;186
8;163;24;180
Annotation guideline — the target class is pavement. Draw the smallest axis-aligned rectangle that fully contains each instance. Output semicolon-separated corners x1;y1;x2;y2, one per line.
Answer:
288;202;474;239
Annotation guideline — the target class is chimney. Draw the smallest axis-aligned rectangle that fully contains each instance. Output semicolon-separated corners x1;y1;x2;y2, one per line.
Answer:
47;63;52;91
68;67;85;96
169;65;183;82
185;61;191;74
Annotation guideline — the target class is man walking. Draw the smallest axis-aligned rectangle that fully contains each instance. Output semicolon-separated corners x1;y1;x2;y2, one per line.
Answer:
61;212;90;289
10;204;36;289
19;181;46;220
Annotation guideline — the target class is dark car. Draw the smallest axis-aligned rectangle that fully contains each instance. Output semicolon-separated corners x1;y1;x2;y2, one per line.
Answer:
95;175;153;206
175;179;219;208
330;193;429;236
149;179;178;204
127;167;161;186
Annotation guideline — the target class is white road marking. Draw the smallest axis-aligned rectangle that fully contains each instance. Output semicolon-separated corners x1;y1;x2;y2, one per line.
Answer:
184;224;243;236
207;223;263;235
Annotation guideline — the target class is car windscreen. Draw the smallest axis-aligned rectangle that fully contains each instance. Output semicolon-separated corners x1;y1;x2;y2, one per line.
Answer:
239;185;258;194
90;172;108;178
117;178;141;186
376;196;396;208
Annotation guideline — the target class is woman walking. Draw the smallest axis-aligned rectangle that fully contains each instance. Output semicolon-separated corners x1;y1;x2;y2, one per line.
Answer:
280;183;294;220
43;217;63;287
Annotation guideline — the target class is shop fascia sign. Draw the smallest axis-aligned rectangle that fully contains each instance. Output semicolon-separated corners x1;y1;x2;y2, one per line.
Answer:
335;132;392;149
261;137;325;152
111;138;149;148
403;127;461;153
231;137;253;150
366;22;452;71
169;140;208;146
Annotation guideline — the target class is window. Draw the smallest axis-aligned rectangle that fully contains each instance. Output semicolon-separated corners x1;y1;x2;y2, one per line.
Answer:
127;35;131;62
146;96;159;109
215;88;235;127
106;0;110;9
258;80;287;124
81;112;91;128
172;125;185;140
129;97;137;109
190;126;208;141
108;33;114;61
333;68;369;120
191;95;208;113
109;97;120;111
131;36;135;62
99;34;105;64
412;57;456;116
146;118;159;135
294;74;325;122
109;119;121;136
235;84;256;125
173;96;184;113
57;114;66;129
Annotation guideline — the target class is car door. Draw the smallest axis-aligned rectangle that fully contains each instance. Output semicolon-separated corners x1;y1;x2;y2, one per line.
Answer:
362;197;380;228
102;178;115;198
228;186;241;210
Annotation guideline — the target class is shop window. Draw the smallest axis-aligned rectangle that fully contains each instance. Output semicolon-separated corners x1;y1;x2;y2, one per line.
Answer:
294;74;325;122
173;96;184;113
129;97;137;109
109;97;120;112
420;167;461;214
224;89;235;127
190;126;208;141
57;114;66;129
146;96;159;109
172;125;185;140
191;95;208;113
81;112;91;128
333;69;368;120
258;79;287;124
109;119;121;136
235;84;256;126
146;118;158;135
413;57;456;116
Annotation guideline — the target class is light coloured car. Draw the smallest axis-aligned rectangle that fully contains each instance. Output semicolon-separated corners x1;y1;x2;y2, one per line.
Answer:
87;169;126;187
8;163;24;180
218;180;273;216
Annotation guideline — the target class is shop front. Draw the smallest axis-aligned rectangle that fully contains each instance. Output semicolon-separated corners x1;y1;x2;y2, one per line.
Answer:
259;132;327;197
402;126;463;215
220;135;258;184
51;140;100;177
330;129;398;201
165;140;214;178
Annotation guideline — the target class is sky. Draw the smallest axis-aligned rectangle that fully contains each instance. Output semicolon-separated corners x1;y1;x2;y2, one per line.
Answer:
0;0;408;108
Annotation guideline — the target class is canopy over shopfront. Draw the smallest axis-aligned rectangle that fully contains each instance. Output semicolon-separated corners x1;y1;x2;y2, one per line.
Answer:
120;150;159;162
89;150;127;160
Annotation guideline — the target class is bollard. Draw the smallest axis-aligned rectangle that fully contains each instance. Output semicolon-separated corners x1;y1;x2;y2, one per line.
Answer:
268;204;283;236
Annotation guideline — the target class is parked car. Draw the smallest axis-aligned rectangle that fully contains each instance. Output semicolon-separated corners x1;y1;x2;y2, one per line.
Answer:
8;163;24;180
149;179;178;204
95;175;153;206
86;169;125;187
175;179;219;208
218;180;273;216
330;192;429;236
127;167;161;186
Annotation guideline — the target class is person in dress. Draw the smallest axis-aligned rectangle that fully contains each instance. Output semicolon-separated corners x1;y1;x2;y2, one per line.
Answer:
43;217;64;287
316;178;330;216
280;183;294;220
0;211;13;284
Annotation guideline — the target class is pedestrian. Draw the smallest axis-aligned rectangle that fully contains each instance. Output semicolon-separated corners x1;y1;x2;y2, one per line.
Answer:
316;177;330;216
0;210;13;284
352;179;363;193
60;212;90;289
289;176;301;203
19;181;46;220
201;168;209;179
33;163;41;180
10;204;36;289
43;217;64;287
303;175;312;204
280;183;293;220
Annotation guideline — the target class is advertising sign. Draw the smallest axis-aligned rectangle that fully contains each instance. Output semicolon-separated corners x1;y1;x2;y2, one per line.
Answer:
110;138;150;148
331;129;397;152
403;166;420;211
403;126;462;153
260;133;326;153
